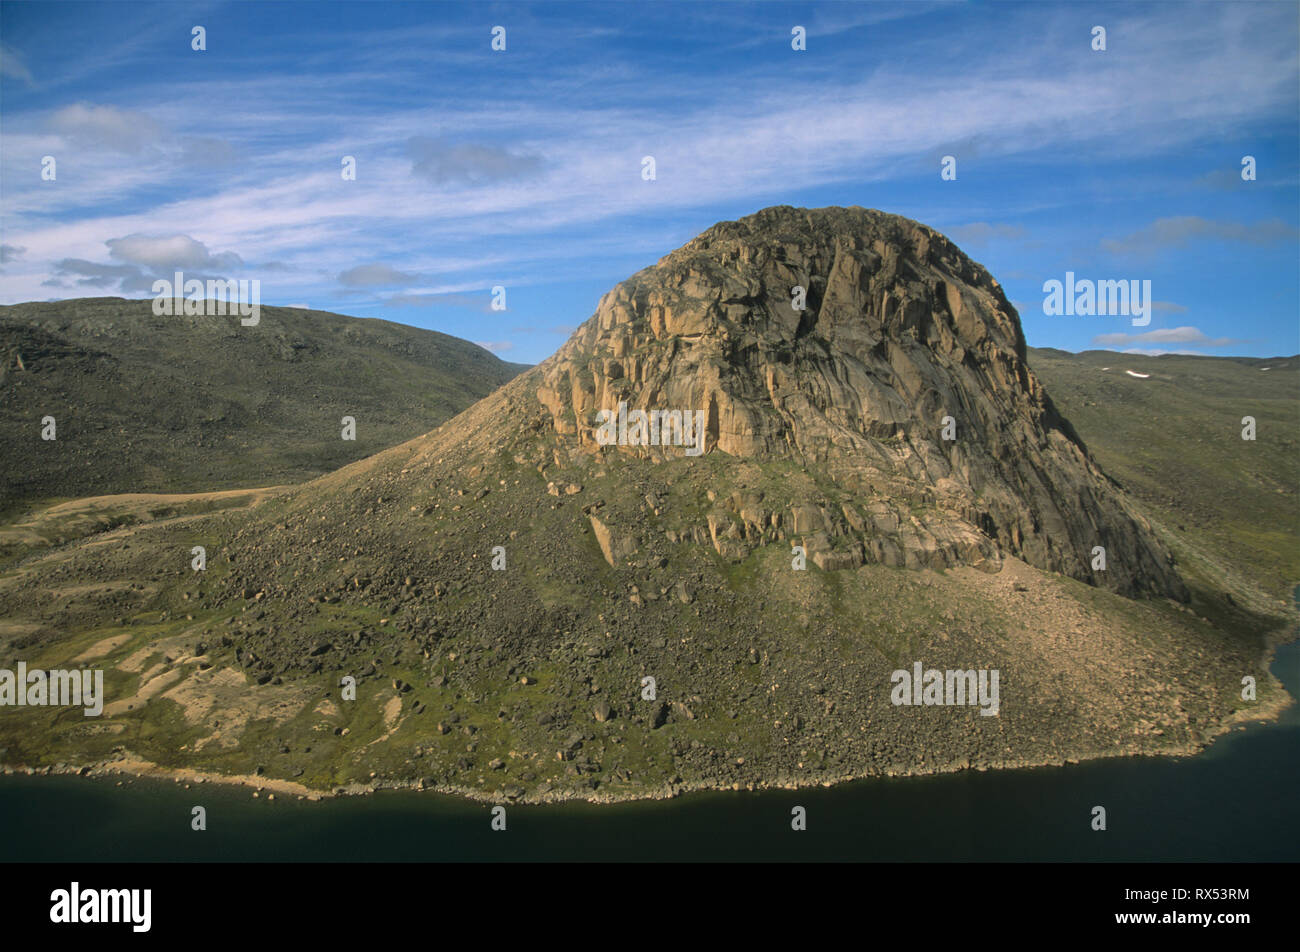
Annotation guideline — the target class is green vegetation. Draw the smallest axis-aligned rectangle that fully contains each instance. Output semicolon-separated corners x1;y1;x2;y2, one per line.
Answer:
1028;348;1299;603
0;298;528;515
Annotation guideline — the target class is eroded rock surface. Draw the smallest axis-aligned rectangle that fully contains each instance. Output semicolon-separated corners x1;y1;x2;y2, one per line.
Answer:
533;206;1184;599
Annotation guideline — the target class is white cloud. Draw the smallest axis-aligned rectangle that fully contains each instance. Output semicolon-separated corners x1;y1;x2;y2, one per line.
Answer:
1094;326;1235;348
2;2;1296;320
47;103;162;154
106;234;242;271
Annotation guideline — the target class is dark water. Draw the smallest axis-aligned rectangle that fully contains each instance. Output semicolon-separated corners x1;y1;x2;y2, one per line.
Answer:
3;633;1296;862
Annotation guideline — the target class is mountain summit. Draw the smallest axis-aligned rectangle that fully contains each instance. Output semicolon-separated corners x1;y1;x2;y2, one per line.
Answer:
532;205;1184;599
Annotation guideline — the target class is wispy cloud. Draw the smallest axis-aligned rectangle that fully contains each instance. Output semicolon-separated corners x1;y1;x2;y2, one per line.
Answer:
1102;217;1299;255
2;1;1295;363
47;103;162;154
9;4;1295;277
1093;326;1235;348
0;43;33;84
178;136;240;169
45;258;153;292
385;291;490;310
948;223;1026;246
408;136;545;186
511;323;577;336
1196;168;1249;191
338;263;420;288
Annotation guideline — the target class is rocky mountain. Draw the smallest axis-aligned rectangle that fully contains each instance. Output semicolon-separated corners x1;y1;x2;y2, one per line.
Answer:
0;208;1289;804
0;298;528;513
535;206;1184;599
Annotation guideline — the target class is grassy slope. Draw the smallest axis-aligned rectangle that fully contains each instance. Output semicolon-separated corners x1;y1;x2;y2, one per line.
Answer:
1027;348;1299;604
0;298;529;514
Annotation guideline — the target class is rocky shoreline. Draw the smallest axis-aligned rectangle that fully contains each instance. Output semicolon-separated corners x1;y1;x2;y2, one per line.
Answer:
6;638;1291;807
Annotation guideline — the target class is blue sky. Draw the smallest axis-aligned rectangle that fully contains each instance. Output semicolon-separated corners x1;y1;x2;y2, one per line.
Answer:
1;0;1297;363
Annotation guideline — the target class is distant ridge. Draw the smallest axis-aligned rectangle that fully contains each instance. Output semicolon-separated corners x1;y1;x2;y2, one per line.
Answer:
0;297;527;510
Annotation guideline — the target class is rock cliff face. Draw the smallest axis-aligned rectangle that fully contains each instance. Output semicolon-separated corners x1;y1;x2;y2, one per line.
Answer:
533;205;1185;599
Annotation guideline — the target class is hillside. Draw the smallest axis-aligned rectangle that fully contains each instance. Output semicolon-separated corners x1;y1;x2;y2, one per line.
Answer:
1028;348;1299;602
0;298;528;513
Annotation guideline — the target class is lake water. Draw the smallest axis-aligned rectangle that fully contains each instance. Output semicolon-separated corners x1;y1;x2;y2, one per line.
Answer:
3;632;1296;862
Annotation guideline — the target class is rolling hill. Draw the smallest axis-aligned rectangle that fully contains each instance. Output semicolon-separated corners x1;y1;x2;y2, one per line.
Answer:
0;298;528;514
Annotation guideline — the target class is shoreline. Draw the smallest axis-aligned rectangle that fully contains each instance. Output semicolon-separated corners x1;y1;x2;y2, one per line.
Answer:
7;608;1296;808
5;661;1292;808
